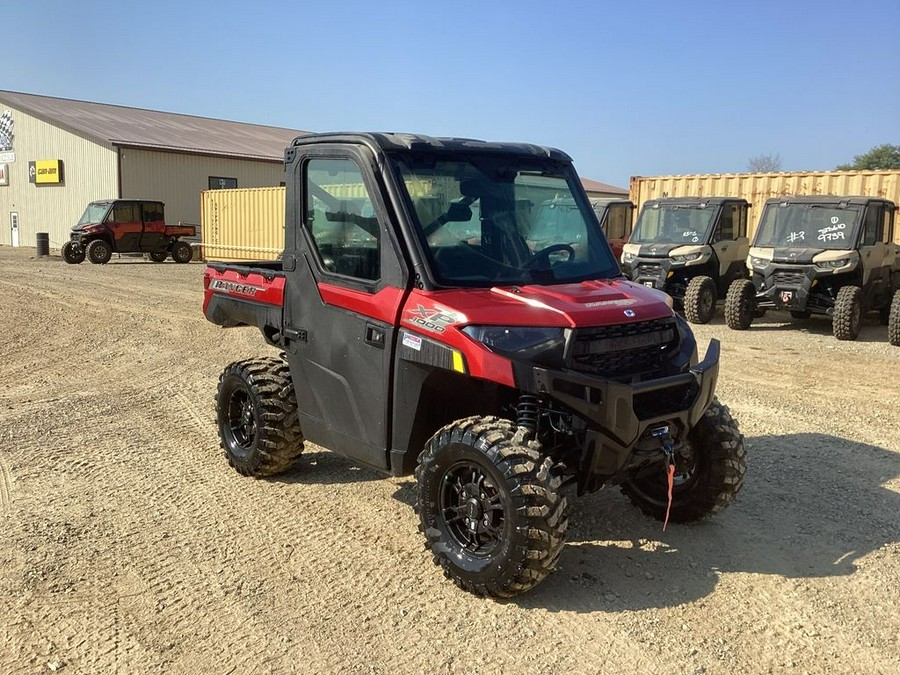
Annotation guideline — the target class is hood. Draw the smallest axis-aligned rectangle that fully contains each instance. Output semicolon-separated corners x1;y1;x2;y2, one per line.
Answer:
771;247;829;264
415;278;674;329
634;243;681;258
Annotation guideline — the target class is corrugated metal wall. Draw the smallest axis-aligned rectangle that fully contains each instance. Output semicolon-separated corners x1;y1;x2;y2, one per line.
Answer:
201;187;285;261
0;101;118;249
120;148;285;230
629;171;900;243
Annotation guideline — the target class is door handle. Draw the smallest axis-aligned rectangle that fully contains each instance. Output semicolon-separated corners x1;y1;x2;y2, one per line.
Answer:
365;324;385;349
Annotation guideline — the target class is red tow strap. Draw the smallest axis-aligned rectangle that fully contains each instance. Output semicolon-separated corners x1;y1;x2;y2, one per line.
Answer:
663;462;675;531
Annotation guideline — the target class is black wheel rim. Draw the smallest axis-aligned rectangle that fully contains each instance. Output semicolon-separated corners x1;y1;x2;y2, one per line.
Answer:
439;461;506;557
225;388;256;456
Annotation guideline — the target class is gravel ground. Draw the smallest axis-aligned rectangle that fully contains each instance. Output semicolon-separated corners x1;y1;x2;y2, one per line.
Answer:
0;246;897;674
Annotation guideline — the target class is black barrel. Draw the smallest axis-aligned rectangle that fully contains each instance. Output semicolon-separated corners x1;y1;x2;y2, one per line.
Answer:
36;232;50;257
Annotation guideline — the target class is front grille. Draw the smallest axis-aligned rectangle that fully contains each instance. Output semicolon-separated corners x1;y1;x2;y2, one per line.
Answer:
569;317;678;381
636;263;662;277
773;270;806;286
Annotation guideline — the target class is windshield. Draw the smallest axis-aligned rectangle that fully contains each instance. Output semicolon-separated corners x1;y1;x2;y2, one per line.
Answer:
390;154;618;287
754;203;861;250
630;204;717;245
77;202;111;226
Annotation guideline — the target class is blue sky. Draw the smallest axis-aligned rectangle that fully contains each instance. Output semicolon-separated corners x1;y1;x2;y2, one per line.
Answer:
5;0;898;187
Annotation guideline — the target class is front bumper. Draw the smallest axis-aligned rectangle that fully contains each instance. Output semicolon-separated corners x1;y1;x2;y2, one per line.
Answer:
753;265;841;315
530;339;719;492
624;257;693;300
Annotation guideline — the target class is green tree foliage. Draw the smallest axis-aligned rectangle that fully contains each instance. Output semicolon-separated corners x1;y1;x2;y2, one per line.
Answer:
836;144;900;171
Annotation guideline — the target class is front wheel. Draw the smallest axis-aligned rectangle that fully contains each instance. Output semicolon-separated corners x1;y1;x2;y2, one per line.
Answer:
684;275;717;324
833;285;862;341
889;290;900;347
621;399;746;523
62;241;85;264
216;357;305;476
724;279;755;330
86;239;112;265
416;416;568;597
148;251;168;263
171;240;193;263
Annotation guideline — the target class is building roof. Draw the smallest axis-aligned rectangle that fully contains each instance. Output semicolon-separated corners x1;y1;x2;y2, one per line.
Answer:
0;91;630;193
0;90;308;161
580;177;628;195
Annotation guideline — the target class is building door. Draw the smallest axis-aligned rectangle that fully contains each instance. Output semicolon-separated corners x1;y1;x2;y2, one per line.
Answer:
10;212;18;247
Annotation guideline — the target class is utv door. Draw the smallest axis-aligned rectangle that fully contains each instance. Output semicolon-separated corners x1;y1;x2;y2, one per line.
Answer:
711;202;750;294
139;201;166;252
281;148;407;470
105;201;142;252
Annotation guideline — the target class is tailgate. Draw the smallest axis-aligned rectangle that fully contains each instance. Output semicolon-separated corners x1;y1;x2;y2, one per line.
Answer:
203;263;285;330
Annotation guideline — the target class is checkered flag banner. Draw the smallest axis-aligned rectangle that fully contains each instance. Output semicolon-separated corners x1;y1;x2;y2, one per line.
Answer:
0;110;13;151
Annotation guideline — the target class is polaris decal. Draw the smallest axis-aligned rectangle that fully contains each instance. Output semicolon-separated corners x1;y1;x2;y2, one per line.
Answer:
405;304;459;334
211;279;263;297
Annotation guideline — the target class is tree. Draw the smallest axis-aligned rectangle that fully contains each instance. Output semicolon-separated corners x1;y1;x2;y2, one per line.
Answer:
836;144;900;171
747;154;782;173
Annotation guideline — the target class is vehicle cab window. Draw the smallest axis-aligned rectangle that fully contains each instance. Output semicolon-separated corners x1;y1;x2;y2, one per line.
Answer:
606;205;629;240
304;158;381;282
863;204;883;246
883;205;895;243
107;202;138;224
713;204;737;242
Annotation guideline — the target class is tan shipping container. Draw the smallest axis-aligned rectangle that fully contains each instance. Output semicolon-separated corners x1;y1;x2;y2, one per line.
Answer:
629;170;900;244
200;179;450;261
201;187;285;261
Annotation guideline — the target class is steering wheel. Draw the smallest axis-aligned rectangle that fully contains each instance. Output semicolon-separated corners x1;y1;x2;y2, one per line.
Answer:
524;243;575;269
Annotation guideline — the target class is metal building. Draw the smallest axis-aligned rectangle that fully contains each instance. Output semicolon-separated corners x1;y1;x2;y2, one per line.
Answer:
0;90;306;250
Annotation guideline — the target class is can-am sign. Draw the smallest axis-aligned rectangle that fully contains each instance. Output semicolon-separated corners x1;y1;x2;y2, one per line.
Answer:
29;159;64;184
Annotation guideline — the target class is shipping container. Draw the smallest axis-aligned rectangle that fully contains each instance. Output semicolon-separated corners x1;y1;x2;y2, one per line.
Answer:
629;170;900;244
201;187;285;261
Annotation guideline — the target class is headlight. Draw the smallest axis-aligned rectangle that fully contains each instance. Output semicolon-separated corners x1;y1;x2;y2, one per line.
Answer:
462;325;568;366
815;258;851;270
672;252;702;262
622;251;635;263
750;256;770;268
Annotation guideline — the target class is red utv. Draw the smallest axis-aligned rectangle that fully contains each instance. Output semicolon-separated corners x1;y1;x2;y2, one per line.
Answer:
62;199;196;265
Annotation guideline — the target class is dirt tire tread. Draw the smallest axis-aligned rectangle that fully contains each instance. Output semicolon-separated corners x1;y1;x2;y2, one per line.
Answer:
684;275;717;324
216;356;304;477
724;279;754;330
415;415;568;598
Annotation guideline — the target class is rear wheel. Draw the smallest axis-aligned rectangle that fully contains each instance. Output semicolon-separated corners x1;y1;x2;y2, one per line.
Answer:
86;239;112;265
216;357;305;476
724;279;755;330
684;275;717;324
833;285;862;341
621;399;746;523
416;416;567;597
171;240;193;263
889;290;900;347
148;251;168;263
62;241;85;264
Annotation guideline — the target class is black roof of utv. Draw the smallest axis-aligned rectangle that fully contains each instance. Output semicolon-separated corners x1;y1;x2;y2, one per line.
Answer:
288;132;572;163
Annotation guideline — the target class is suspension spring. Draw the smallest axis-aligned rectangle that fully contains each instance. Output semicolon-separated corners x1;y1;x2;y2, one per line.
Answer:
516;394;540;432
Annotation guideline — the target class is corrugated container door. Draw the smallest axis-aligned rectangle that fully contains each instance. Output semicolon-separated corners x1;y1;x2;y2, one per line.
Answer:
201;187;286;261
